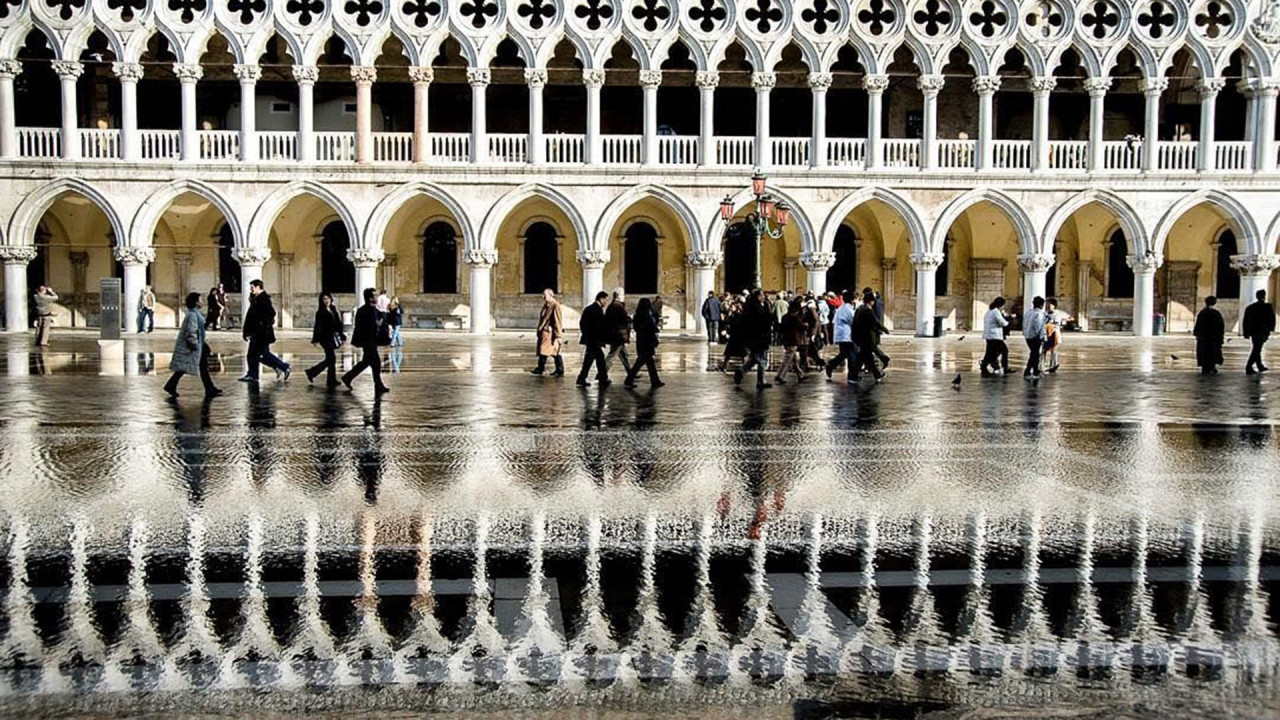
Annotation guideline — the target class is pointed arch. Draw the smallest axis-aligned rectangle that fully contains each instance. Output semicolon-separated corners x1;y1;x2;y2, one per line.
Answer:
478;183;590;253
365;181;475;252
247;181;360;250
929;188;1037;255
1040;189;1147;257
130;180;244;250
704;185;816;255
6;178;127;250
821;187;928;255
593;184;701;254
1152;189;1261;257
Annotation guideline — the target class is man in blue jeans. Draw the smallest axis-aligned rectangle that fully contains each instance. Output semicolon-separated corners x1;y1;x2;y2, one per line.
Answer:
701;291;722;343
137;286;155;333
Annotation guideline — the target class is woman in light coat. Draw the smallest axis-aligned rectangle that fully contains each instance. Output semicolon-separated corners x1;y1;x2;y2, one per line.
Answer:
532;289;565;376
164;292;222;398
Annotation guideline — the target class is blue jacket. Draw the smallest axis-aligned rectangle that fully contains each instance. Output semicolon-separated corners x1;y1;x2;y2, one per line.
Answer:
701;296;722;322
832;303;856;344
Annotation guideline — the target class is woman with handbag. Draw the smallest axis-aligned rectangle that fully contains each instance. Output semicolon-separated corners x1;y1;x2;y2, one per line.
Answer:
164;292;222;398
305;292;346;386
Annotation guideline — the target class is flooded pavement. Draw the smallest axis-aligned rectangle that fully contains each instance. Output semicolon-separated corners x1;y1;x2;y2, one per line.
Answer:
0;330;1277;718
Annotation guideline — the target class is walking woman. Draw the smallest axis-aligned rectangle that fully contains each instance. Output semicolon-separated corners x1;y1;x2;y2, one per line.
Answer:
624;297;664;388
774;299;807;384
980;296;1010;377
387;298;404;346
532;289;565;376
164;292;221;398
305;292;346;386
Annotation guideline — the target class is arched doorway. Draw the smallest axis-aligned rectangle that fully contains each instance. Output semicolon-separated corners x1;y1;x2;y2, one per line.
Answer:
723;221;755;294
321;221;354;294
1106;228;1133;298
623;222;658;295
828;225;858;293
523;221;559;294
218;223;240;292
1215;228;1240;299
422;221;458;293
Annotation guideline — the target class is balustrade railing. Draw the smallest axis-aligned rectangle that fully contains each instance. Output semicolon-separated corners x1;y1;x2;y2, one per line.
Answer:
937;139;975;169
17;127;60;158
991;140;1032;169
602;135;642;164
771;137;809;167
1104;141;1143;171
198;130;239;161
315;132;356;162
80;129;120;160
827;138;866;167
373;132;413;163
1158;141;1198;171
258;131;297;161
1047;140;1088;170
139;130;181;160
716;136;754;166
488;133;527;164
1217;141;1252;170
430;133;470;164
545;134;584;164
882;139;920;168
658;135;698;165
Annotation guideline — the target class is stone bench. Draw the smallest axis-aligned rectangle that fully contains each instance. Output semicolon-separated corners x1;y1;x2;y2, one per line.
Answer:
410;314;467;330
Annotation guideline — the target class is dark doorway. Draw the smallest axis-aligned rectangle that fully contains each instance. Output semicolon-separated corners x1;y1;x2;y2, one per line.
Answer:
724;221;755;294
1215;228;1239;299
218;223;240;293
828;225;858;293
422;221;458;293
1107;228;1133;298
321;221;355;294
624;222;659;295
936;241;950;297
524;221;559;294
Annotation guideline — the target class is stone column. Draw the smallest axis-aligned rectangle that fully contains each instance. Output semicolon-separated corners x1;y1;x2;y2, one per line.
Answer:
640;69;662;166
1076;259;1092;331
293;65;317;162
116;247;155;333
783;258;798;291
1018;254;1054;305
234;64;260;162
0;60;18;159
173;252;192;327
577;250;609;311
468;67;490;164
972;76;1000;171
1197;78;1224;172
1128;254;1162;337
799;251;835;295
1030;76;1056;171
112;62;143;161
0;247;37;332
1140;77;1168;171
583;69;605;164
697;71;718;166
881;258;897;330
1231;254;1280;332
463;249;496;334
1241;81;1257;144
410;67;433;163
1254;79;1279;172
232;247;271;321
752;72;775;168
864;74;889;170
381;254;398;297
348;247;384;312
808;72;831;167
918;75;945;169
525;69;546;164
352;66;377;164
53;60;83;160
277;253;293;328
911;253;944;336
1083;77;1110;171
687;250;722;334
70;252;88;326
173;63;202;162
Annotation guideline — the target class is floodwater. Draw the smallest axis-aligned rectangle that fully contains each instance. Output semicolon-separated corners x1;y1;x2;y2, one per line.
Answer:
0;330;1277;718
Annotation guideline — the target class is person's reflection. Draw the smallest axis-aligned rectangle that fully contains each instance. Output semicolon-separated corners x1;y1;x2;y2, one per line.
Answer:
1021;382;1043;441
357;395;383;505
980;379;1005;432
29;352;46;376
315;390;347;491
1241;380;1272;448
632;388;659;487
852;383;881;428
246;383;276;489
171;395;214;505
579;387;609;485
137;352;155;375
388;346;404;373
730;391;782;540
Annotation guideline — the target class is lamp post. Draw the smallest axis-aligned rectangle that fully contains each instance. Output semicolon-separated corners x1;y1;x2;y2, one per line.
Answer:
720;169;791;292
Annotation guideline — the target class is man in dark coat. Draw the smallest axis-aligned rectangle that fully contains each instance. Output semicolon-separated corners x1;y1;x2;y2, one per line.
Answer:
239;279;291;383
1242;288;1276;374
701;291;722;344
604;288;633;375
734;290;775;389
862;286;891;369
576;291;611;387
852;291;890;382
1193;295;1225;376
342;287;390;394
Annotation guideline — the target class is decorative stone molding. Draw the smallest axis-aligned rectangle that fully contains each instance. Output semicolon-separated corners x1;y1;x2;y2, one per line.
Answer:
1230;254;1280;275
347;247;386;267
1127;254;1163;273
292;65;319;84
917;75;946;96
1197;78;1227;97
172;63;203;83
1017;253;1055;272
1082;77;1112;96
1139;77;1169;95
351;66;378;85
686;250;722;268
751;72;776;91
232;247;272;266
112;62;144;82
1029;76;1057;94
881;258;898;271
576;249;610;268
524;68;547;88
582;69;606;88
1253;1;1280;44
695;71;720;89
1255;78;1280;96
409;66;434;84
639;69;663;88
0;246;38;264
807;72;833;91
51;61;83;80
114;247;156;265
0;60;20;80
799;251;837;271
463;249;498;267
910;253;945;271
233;64;262;83
863;74;890;93
971;75;1001;94
467;68;491;87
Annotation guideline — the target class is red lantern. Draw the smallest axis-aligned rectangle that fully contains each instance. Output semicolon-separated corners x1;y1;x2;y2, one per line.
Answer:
760;194;775;219
719;195;735;222
775;201;792;227
751;170;767;197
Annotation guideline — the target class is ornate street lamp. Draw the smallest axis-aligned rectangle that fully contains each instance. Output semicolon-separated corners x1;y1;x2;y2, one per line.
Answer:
721;169;790;291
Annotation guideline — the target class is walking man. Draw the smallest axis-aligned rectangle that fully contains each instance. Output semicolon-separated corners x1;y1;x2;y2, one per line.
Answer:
851;292;889;382
577;291;611;387
774;299;807;384
624;297;664;388
206;285;226;331
824;290;859;382
604;288;633;375
1194;295;1226;375
1022;296;1048;379
980;296;1011;377
861;286;891;369
32;286;57;347
342;287;391;394
735;289;774;389
137;285;156;333
240;279;291;383
531;288;565;376
701;291;722;344
164;292;221;398
1243;289;1276;374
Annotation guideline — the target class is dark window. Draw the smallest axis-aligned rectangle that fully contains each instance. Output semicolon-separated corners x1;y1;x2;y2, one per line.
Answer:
936;241;950;297
422;221;458;293
1106;228;1133;298
523;221;559;294
723;221;755;294
827;225;858;293
321;221;355;294
1215;229;1240;299
218;223;240;293
1046;254;1058;297
623;222;659;295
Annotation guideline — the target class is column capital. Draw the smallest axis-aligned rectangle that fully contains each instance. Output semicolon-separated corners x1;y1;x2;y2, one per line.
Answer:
409;66;434;84
467;67;491;87
1230;254;1280;275
233;63;262;83
917;74;946;96
1127;253;1163;273
576;249;610;269
971;75;1001;95
799;251;837;271
881;257;898;271
910;252;945;271
695;70;720;89
347;247;385;268
0;246;37;264
112;61;144;82
751;72;776;91
463;248;498;267
173;252;193;267
1197;77;1226;97
862;74;890;94
1016;253;1055;273
1029;76;1056;95
292;65;319;84
639;69;663;88
113;246;156;266
1253;78;1280;97
52;60;83;81
582;68;605;88
277;252;294;267
0;59;21;80
231;246;271;266
351;65;378;86
1139;77;1169;96
172;63;202;83
1082;77;1112;96
807;72;833;91
524;68;547;88
686;250;723;268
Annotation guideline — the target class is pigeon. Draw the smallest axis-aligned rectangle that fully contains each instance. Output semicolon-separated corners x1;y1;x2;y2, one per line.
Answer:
951;373;962;389
956;336;966;341
1171;354;1179;360
1226;338;1233;343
